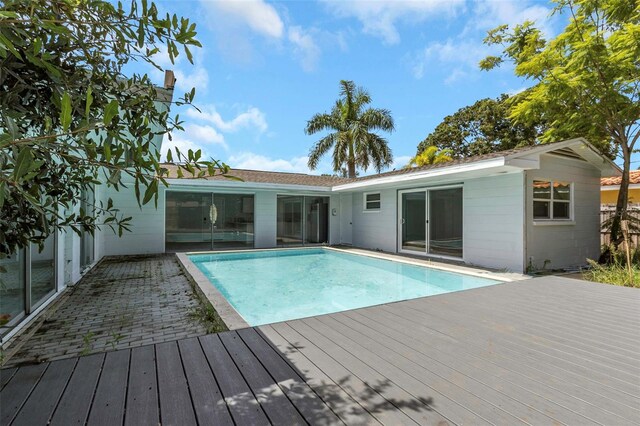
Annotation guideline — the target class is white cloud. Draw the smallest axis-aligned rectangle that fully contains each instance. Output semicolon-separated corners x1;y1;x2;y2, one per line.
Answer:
145;43;210;92
288;26;321;72
472;0;555;38
227;152;315;173
410;39;493;81
161;122;228;161
187;105;268;134
322;0;465;44
203;0;284;39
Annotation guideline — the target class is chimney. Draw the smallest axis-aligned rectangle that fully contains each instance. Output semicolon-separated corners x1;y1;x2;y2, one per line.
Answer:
164;70;176;90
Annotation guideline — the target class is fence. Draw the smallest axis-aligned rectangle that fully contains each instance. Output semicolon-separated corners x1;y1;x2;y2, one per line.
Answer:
601;204;640;247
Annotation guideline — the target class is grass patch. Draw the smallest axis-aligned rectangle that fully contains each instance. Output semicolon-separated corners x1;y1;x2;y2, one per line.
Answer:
584;259;640;288
188;292;228;334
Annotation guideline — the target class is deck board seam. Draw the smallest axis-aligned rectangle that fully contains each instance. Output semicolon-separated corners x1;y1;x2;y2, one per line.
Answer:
46;357;80;425
8;362;50;425
195;336;235;424
176;339;204;426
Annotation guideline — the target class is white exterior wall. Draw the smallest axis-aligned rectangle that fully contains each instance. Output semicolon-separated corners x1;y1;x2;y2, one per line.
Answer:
351;188;398;252
339;193;353;245
254;191;277;248
101;183;166;256
463;173;525;272
525;155;600;270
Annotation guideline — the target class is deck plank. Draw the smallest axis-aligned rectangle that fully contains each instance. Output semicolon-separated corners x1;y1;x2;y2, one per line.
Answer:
50;353;105;426
12;358;77;426
87;349;131;426
199;333;271;425
156;341;197;426
220;331;307;425
124;345;159;426
0;363;48;425
178;337;233;426
272;321;423;426
237;327;343;426
258;324;380;425
0;367;17;390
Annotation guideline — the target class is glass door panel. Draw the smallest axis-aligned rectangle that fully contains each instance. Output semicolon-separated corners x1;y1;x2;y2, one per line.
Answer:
165;192;213;251
277;196;303;245
428;188;463;257
401;192;426;252
0;250;26;334
80;186;95;270
304;197;329;244
212;193;254;249
31;234;56;309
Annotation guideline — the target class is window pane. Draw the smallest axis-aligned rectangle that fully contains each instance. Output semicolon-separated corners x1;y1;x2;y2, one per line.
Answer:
533;180;551;199
0;250;26;335
553;202;570;219
553;182;571;201
366;193;380;202
533;201;550;219
31;234;56;309
366;201;380;210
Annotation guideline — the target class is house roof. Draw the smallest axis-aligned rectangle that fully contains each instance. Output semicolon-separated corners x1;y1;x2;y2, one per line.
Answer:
601;170;640;186
161;164;352;187
162;138;620;190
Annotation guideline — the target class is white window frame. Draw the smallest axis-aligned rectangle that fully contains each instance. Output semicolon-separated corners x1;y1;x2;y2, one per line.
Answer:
363;192;381;212
532;179;573;222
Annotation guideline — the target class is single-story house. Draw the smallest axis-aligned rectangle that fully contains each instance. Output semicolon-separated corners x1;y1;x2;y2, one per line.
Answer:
101;137;620;274
601;170;640;205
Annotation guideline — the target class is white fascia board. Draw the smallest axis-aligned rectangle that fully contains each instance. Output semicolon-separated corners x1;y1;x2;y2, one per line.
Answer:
331;157;507;191
165;178;332;192
601;184;640;191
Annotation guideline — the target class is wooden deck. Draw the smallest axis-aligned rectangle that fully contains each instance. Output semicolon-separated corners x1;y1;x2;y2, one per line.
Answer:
1;276;639;425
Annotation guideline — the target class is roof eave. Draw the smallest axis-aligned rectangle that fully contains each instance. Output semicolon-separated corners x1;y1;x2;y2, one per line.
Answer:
165;178;333;192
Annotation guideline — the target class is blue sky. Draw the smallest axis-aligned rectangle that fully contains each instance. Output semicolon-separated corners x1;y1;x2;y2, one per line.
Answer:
144;0;629;174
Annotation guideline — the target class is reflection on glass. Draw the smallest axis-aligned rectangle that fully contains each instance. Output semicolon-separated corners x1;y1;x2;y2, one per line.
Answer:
304;197;329;244
80;186;95;270
553;181;571;200
31;234;56;309
429;188;463;257
553;202;570;219
165;192;255;251
0;250;25;333
212;193;254;248
277;196;303;245
401;192;426;252
165;192;213;251
533;201;550;219
533;180;551;199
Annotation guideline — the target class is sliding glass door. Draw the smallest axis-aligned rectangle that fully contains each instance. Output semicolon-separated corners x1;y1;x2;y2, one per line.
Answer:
277;195;329;246
398;187;463;258
165;191;254;251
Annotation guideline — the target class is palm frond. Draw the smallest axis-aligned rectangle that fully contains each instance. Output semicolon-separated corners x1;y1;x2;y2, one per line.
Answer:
307;133;337;170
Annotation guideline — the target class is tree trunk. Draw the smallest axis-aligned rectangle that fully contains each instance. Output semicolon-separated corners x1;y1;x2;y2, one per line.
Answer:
610;141;630;248
347;161;356;179
347;138;356;178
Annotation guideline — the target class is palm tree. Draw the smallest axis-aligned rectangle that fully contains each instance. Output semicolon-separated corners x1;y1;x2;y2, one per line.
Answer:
405;146;453;168
306;80;394;178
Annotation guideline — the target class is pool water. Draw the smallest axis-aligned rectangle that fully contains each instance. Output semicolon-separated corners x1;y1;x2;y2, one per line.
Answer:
189;248;502;326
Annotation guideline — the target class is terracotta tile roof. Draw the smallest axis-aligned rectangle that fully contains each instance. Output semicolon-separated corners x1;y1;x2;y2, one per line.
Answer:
161;164;353;187
601;170;640;186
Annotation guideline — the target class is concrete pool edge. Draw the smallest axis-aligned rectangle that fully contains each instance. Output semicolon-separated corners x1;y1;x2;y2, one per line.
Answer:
175;253;250;330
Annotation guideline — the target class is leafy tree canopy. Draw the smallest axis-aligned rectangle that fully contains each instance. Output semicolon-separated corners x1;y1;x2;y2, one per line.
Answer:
480;0;639;244
405;146;453;168
417;94;546;158
0;0;225;256
306;80;394;178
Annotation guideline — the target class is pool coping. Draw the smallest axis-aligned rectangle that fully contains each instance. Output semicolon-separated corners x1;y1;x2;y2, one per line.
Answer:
176;252;251;330
176;247;528;330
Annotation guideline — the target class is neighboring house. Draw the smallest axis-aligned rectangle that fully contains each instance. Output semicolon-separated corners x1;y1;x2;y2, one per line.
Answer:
103;137;619;275
0;73;175;344
601;170;640;205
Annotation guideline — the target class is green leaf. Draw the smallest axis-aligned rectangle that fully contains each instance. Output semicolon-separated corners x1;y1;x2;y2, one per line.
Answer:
142;179;157;205
166;149;173;162
60;92;72;132
104;100;119;124
13;147;33;180
85;87;93;118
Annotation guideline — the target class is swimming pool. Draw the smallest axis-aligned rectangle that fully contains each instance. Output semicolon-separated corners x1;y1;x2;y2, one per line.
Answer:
189;248;502;326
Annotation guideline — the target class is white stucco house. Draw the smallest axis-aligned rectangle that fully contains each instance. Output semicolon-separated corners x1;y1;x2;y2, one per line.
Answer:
103;137;619;274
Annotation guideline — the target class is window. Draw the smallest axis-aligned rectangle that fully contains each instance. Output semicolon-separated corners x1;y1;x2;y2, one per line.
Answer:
364;192;381;211
533;180;571;220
